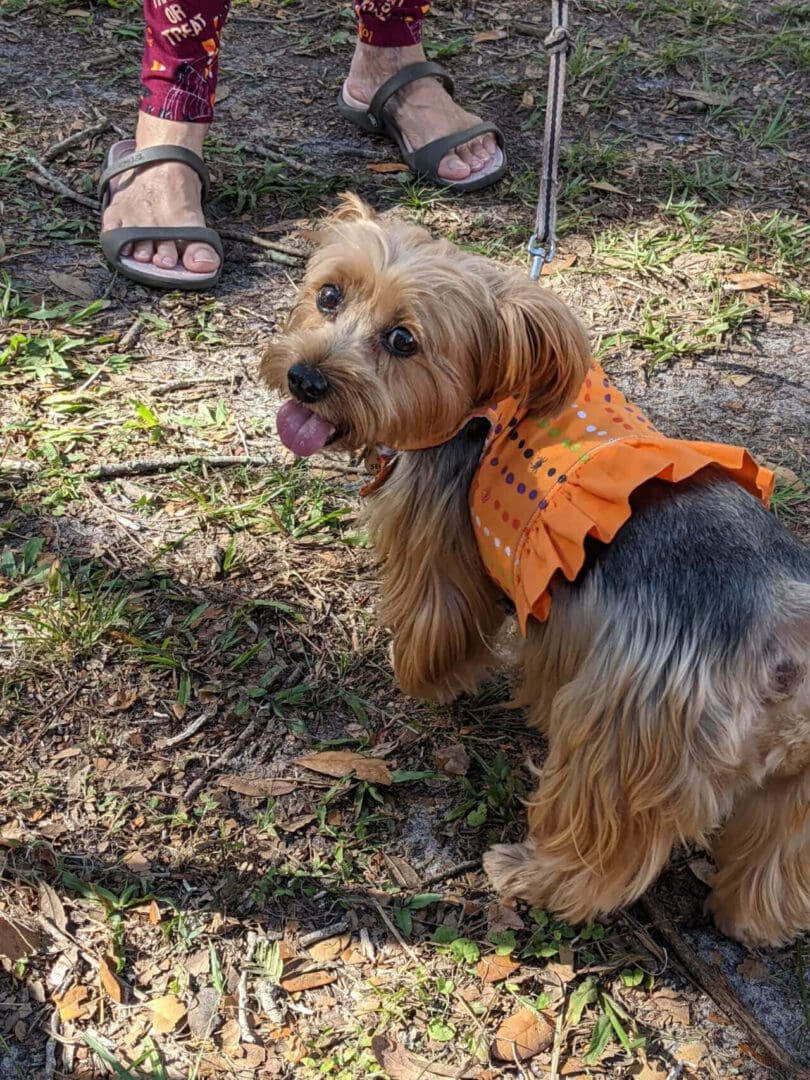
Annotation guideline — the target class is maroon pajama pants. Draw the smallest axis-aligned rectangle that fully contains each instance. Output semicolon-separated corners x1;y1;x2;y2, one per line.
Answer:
140;0;432;124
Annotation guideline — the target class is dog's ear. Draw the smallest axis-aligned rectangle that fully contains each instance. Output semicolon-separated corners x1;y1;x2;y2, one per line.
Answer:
328;192;378;224
489;277;592;417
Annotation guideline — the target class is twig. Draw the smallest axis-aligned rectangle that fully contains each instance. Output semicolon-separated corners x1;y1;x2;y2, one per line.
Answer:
26;154;99;210
218;228;303;264
514;20;546;39
86;454;272;480
155;711;212;749
548;996;565;1080
639;894;809;1080
0;458;37;477
150;375;240;396
237;932;258;1043
42;118;112;163
300;920;351;949
420;859;481;888
242;140;319;177
44;1025;58;1080
119;314;146;352
370;900;420;964
184;717;261;801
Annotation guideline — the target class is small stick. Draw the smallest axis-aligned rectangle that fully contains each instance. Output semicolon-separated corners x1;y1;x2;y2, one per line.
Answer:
155;711;212;749
639;894;810;1079
370;900;420;965
86;454;272;480
42;118;112;162
119;315;146;352
514;20;546;39
242;141;319;177
300;920;351;949
237;932;258;1043
26;154;99;210
150;375;240;396
420;859;481;888
184;717;261;801
218;228;303;264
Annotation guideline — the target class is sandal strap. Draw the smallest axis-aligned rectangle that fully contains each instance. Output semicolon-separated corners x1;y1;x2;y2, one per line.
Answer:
98;144;211;202
410;122;504;177
100;225;223;263
366;61;454;132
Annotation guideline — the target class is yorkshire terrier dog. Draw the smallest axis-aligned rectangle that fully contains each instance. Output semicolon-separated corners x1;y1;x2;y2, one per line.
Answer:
261;195;810;947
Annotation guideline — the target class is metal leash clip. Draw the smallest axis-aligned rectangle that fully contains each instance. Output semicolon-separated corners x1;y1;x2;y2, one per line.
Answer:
528;234;556;281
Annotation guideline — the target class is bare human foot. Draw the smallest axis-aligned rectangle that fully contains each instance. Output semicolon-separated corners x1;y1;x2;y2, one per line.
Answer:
344;42;500;182
102;113;220;275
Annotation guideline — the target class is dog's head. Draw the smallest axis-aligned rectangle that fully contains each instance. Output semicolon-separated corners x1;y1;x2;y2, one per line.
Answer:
260;194;591;457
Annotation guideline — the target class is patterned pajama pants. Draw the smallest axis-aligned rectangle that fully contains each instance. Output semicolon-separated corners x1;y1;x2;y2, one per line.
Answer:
140;0;432;124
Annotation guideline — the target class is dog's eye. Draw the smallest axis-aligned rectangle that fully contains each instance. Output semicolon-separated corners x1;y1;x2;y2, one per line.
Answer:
316;284;343;313
382;326;418;357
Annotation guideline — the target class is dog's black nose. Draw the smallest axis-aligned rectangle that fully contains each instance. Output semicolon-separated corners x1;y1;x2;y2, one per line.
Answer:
287;363;329;404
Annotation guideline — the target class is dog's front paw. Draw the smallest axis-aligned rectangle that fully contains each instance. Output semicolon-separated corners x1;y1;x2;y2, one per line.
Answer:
483;842;539;899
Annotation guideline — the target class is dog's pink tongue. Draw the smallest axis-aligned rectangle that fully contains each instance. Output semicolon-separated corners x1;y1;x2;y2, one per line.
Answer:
276;400;336;457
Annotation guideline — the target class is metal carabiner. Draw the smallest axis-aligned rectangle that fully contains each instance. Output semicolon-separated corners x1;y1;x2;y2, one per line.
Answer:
528;234;556;280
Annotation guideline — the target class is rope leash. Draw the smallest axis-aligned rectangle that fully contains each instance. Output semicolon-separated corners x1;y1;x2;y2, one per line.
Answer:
528;0;574;280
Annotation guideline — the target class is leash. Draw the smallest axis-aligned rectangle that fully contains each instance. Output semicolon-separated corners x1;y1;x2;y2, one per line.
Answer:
528;0;574;280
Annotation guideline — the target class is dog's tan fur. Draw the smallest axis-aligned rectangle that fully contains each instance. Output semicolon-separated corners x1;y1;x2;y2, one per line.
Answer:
261;195;810;946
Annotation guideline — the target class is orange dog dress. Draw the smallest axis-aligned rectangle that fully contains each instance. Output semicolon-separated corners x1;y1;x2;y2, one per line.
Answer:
469;363;774;633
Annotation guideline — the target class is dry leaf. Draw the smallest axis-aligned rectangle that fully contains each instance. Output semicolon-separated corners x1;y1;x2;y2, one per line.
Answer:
629;1063;668;1080
216;775;295;797
367;162;408;173
771;464;804;491
541;252;577;276
770;309;794;325
149;993;187;1034
371;1034;476;1078
56;983;91;1023
434;744;470;776
99;955;124;1003
187;986;221;1040
521;91;535;109
487;901;524;933
39;881;67;932
123;850;151;873
293;750;392;786
148;900;161;926
590;180;626;195
385;853;422;888
280;970;337;994
106;688;138;712
47;271;95;300
672;87;736;107
726;373;754;388
674;1042;707;1067
183;948;210;978
473;28;505;43
308;934;351;962
721;271;778;291
476;953;519;983
0;916;42;962
492;1007;553;1061
736;957;770;981
240;1043;267;1067
215;83;230;102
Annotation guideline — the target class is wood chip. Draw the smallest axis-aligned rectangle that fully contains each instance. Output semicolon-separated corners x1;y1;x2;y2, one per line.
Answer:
280;970;337;994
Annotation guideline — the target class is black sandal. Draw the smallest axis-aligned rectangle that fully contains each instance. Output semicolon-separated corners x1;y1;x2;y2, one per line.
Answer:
99;140;223;290
338;61;507;193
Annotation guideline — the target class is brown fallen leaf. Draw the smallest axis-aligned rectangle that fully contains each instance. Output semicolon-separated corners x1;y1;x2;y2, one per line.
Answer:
736;957;770;981
149;993;187;1034
47;271;95;300
99;955;124;1003
434;744;470;777
56;983;91;1023
293;750;392;786
187;986;221;1040
106;688;138;712
770;309;794;325
308;934;351;963
385;853;422;888
0;916;42;963
281;970;337;994
219;1016;242;1052
541;253;577;276
589;180;625;195
216;775;295;798
473;28;506;43
726;372;755;388
367;162;408;173
629;1063;668;1080
371;1033;477;1078
476;953;519;984
487;901;524;933
123;850;151;874
39;880;68;932
772;464;805;491
674;1041;707;1067
148;900;161;926
492;1007;553;1061
672;86;736;107
721;270;778;291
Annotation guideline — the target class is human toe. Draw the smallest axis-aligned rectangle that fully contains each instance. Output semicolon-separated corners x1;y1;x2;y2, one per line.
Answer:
182;241;220;274
456;142;484;172
154;240;181;269
133;239;156;264
437;151;473;181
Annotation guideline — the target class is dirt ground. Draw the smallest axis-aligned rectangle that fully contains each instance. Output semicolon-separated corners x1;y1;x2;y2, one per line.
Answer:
1;0;808;1077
